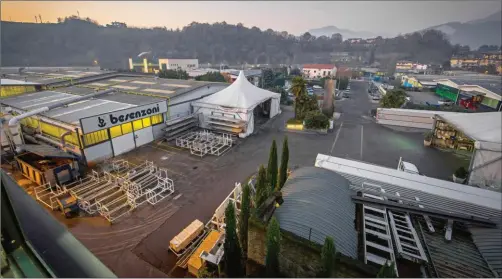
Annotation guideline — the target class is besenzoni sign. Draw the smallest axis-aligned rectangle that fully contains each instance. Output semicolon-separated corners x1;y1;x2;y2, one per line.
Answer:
79;101;168;134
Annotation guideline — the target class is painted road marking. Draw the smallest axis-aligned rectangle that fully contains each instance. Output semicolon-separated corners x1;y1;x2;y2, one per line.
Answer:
360;125;364;160
330;121;343;154
174;193;182;200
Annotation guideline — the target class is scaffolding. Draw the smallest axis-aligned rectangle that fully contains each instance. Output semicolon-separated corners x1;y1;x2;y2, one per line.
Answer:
175;130;234;157
33;160;175;224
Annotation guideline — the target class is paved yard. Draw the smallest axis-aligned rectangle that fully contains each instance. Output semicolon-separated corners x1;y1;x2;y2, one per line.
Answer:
406;90;441;105
42;80;468;277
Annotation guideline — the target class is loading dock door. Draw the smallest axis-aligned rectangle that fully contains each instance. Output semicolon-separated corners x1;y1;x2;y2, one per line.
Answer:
112;133;136;156
134;127;154;147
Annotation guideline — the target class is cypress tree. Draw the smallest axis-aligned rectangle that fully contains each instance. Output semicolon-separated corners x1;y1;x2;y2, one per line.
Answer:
267;140;278;192
223;201;243;277
277;136;289;190
319;237;336;277
254;165;269;209
265;217;281;277
239;183;251;257
377;261;397;278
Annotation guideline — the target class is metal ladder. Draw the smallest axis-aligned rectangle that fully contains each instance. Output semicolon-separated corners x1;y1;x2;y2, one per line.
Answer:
360;182;398;275
387;210;428;263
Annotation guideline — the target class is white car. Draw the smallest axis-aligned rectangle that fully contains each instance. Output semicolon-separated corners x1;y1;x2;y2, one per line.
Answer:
397;157;423;175
438;99;453;106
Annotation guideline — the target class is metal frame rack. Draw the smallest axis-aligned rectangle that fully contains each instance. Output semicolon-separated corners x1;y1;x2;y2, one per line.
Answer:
175;130;233;158
34;160;175;224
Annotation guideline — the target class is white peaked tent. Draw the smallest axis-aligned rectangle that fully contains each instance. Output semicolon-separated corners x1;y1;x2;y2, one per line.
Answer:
192;71;281;138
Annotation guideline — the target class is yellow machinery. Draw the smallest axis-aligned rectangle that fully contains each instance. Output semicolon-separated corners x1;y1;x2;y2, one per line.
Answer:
169;219;205;254
187;230;221;277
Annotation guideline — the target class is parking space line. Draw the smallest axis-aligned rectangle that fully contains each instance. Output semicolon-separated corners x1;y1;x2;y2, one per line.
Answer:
360;125;364;160
330;121;343;154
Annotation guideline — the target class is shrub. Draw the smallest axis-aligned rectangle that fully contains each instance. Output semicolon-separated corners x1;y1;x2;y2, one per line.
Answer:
424;131;433;141
304;111;329;129
454;166;468;179
379;89;407;108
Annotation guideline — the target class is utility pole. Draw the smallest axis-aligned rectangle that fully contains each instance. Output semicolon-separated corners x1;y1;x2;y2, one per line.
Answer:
35;16;38;23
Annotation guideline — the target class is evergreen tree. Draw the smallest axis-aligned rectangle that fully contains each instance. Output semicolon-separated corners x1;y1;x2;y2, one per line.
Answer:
267;140;278;192
239;183;251;257
319;237;336;277
265;217;281;277
377;261;397;278
278;136;289;190
223;201;243;277
254;165;269;209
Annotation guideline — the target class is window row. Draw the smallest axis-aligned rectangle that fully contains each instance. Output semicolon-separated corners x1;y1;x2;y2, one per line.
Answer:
85;113;164;145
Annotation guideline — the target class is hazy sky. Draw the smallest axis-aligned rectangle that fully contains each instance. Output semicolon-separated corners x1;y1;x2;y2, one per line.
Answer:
2;1;501;36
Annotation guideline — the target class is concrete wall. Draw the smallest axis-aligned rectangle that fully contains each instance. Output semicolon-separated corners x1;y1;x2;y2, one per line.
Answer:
84;141;113;164
152;122;166;140
247;218;376;278
376;108;466;130
376;108;438;129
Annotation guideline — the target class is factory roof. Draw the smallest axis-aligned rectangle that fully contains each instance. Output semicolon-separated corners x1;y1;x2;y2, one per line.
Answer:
314;154;502;277
415;73;502;96
73;75;228;99
0;67;114;85
0;78;40;86
274;166;358;258
54;86;164;106
0;90;136;126
418;219;495;278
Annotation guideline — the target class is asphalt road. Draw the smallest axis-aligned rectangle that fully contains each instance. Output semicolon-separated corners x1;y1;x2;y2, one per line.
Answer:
332;80;468;178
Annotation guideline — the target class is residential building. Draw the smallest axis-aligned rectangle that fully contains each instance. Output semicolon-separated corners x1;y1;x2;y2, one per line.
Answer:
302;64;337;79
128;58;199;74
346;38;363;44
396;61;428;73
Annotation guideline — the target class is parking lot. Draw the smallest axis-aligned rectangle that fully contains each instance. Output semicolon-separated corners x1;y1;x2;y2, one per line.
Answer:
51;79;469;277
406;90;441;105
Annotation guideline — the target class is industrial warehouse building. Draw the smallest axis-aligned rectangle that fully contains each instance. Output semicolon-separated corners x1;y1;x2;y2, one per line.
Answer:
0;67;117;97
1;71;229;164
399;73;502;111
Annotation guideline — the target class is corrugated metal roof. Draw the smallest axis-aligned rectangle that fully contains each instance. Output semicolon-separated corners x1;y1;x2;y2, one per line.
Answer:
469;227;502;277
18;144;76;159
419;220;495;278
274;167;358;258
315;154;502;215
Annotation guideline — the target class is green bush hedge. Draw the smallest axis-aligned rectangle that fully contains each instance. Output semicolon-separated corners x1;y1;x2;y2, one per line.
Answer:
304;111;329;129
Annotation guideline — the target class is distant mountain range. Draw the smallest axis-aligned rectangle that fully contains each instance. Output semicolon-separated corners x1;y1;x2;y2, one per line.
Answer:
307;25;386;40
425;10;501;49
308;10;501;48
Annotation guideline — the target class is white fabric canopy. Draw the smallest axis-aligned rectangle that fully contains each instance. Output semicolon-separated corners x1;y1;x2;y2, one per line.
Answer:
438;112;502;145
193;71;280;110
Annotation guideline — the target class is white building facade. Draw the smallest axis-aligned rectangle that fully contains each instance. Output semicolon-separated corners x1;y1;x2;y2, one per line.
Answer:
158;59;199;71
302;64;337;79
